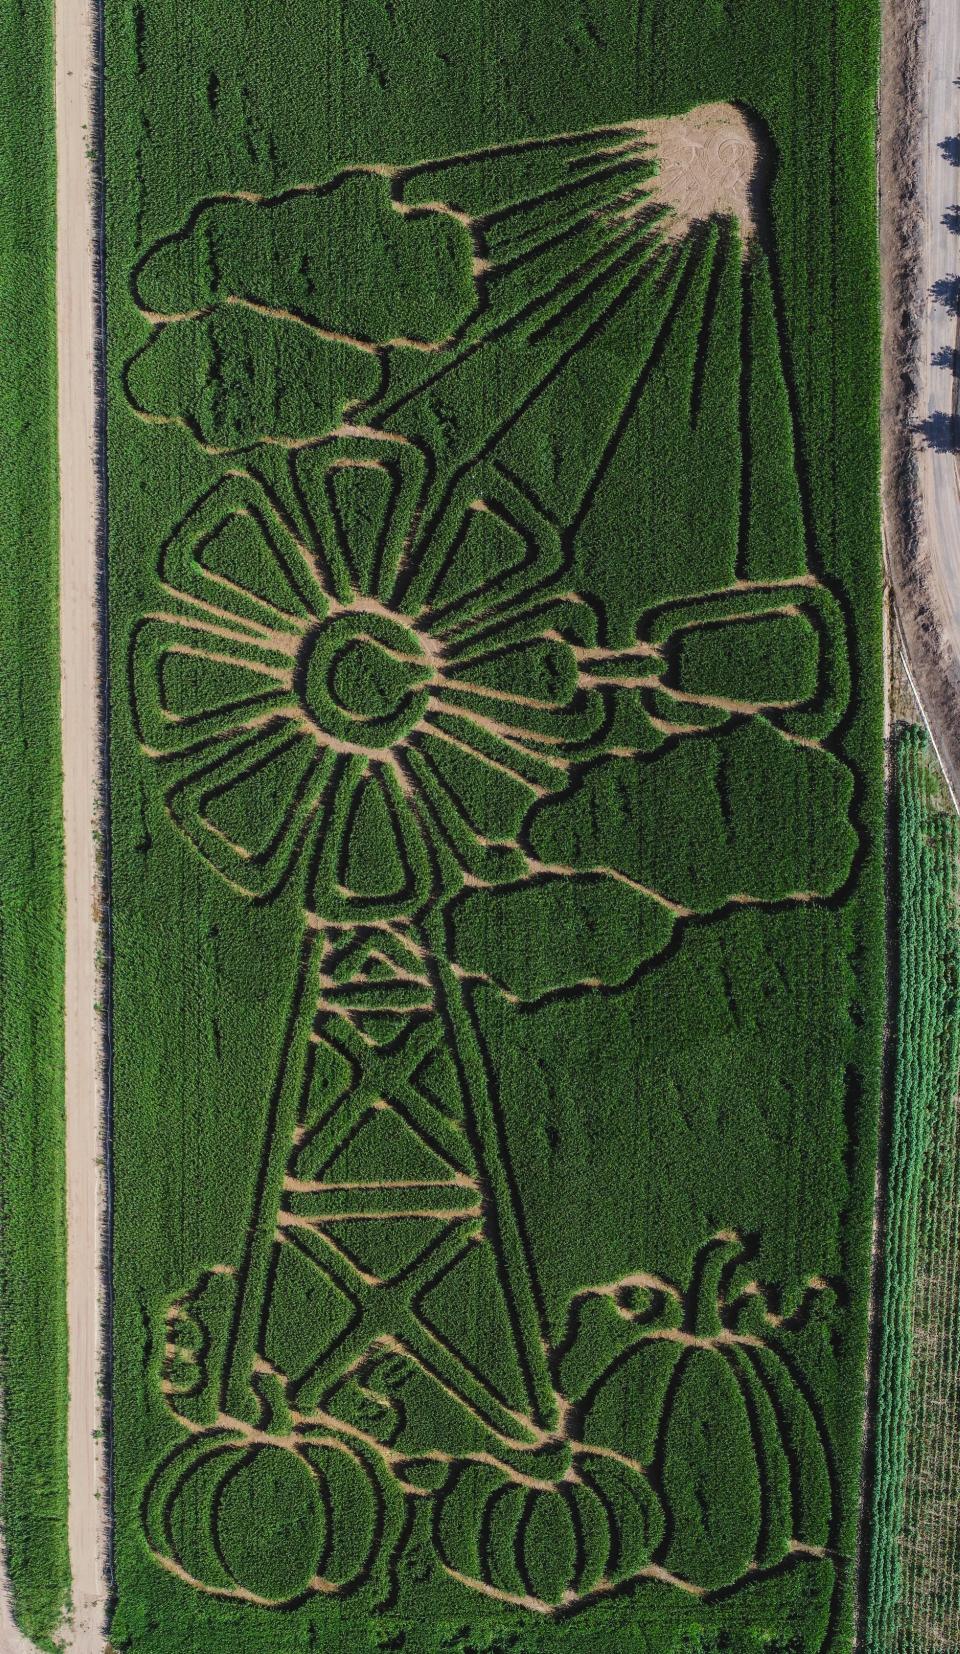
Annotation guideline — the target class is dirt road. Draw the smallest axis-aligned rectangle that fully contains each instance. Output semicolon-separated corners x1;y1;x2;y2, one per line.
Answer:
882;0;960;802
55;0;107;1641
916;0;960;757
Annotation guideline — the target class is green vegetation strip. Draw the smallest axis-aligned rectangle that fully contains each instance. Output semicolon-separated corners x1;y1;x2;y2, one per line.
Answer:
871;727;960;1649
0;0;69;1642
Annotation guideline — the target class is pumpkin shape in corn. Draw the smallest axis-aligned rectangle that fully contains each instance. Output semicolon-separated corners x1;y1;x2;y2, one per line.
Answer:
578;1240;834;1592
146;1435;382;1603
435;1451;664;1608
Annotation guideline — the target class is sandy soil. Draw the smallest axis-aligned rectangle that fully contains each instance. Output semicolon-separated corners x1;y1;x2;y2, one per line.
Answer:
639;102;768;248
55;0;107;1641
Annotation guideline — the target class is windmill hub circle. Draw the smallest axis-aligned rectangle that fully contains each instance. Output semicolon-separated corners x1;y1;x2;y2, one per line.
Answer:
297;612;431;750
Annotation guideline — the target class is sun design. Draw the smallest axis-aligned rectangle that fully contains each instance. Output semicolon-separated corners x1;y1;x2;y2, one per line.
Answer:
130;442;672;934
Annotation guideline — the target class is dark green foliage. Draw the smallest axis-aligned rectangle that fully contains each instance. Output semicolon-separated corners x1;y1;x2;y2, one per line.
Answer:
750;1346;832;1549
569;1481;609;1595
485;1482;530;1598
322;1105;453;1183
448;874;676;997
127;308;380;448
156;1437;381;1601
726;1348;793;1569
741;256;807;581
343;773;411;896
571;225;742;643
582;1339;684;1465
135;176;474;341
262;1240;357;1383
215;1446;325;1599
202;734;318;856
165;1270;238;1428
159;646;281;719
198;507;313;618
0;0;68;1641
302;1443;383;1586
416;1240;534;1414
867;728;960;1647
167;1449;238;1592
520;1490;579;1605
415;733;537;841
529;720;856;911
674;614;819;706
578;1454;665;1582
455;640;578;705
645;584;851;742
435;1457;658;1607
322;1218;449;1282
659;1351;762;1590
474;902;855;1341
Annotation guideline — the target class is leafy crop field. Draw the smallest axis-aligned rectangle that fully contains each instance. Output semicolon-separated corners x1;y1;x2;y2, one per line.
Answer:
0;0;69;1643
103;2;882;1650
875;728;960;1651
866;726;960;1646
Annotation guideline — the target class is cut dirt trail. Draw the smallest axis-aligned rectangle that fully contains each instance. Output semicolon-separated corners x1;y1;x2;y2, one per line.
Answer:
55;0;107;1641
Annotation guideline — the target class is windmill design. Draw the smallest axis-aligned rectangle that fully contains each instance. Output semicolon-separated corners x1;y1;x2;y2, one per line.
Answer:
130;105;849;1616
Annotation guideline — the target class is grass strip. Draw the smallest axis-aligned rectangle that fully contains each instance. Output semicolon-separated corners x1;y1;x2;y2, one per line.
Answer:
0;0;69;1644
866;724;960;1646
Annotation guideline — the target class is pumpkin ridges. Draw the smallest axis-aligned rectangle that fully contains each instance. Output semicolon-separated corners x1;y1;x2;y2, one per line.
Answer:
482;1479;527;1597
724;1343;793;1569
518;1483;578;1605
300;1441;382;1586
580;1334;685;1464
161;1439;244;1592
743;1342;834;1550
435;1459;501;1579
657;1345;762;1590
576;1452;664;1582
212;1443;325;1600
568;1476;610;1594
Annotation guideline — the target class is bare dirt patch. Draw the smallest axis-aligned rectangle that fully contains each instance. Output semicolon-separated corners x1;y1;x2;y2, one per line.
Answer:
639;102;769;248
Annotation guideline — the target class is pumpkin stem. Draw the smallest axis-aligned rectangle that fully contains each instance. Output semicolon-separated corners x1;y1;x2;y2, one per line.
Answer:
252;1367;295;1437
687;1233;745;1338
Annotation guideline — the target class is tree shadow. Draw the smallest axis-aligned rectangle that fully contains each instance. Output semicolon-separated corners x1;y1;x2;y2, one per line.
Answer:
915;411;960;453
932;344;960;374
931;274;960;316
940;136;960;167
943;205;960;235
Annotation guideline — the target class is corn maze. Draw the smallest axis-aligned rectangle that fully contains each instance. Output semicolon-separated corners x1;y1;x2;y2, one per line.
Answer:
103;3;883;1649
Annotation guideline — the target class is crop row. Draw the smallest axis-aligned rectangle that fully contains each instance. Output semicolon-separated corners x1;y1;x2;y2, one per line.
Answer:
881;728;960;1648
0;0;69;1645
866;726;960;1646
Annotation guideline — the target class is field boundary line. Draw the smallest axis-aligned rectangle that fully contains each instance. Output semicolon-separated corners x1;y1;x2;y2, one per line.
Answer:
55;0;109;1640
